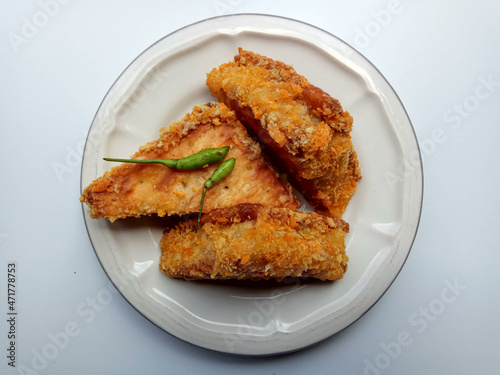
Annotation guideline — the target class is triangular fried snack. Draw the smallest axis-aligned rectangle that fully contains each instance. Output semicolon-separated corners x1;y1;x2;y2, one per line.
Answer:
160;203;349;281
206;49;361;218
80;103;299;222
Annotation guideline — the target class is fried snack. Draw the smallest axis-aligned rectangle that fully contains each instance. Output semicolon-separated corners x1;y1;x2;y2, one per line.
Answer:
206;48;361;218
80;103;299;222
160;203;349;281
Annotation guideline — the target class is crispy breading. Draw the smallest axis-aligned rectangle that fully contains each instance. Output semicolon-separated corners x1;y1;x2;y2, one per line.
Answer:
160;204;349;281
80;103;299;222
206;49;361;217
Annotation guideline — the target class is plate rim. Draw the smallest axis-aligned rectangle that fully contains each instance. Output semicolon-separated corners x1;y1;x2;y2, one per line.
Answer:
80;13;424;356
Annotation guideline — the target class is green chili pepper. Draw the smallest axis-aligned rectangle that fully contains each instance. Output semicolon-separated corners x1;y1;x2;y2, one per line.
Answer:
196;157;236;233
103;146;230;170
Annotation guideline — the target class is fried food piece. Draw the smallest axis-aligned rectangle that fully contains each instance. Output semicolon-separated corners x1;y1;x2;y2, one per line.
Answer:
160;203;349;281
206;48;361;217
80;103;299;222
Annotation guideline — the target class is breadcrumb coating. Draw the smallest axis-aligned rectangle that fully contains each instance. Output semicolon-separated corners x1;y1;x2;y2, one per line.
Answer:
206;49;361;217
160;204;349;281
80;103;299;222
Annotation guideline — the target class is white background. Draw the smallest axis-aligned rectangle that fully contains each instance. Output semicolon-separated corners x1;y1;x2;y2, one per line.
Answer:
1;0;499;374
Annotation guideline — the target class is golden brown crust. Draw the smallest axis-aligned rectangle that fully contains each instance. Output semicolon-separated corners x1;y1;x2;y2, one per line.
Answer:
206;49;362;218
160;204;349;281
195;203;349;232
80;103;299;221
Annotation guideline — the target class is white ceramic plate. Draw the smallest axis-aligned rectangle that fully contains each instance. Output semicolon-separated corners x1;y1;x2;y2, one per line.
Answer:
81;14;423;355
